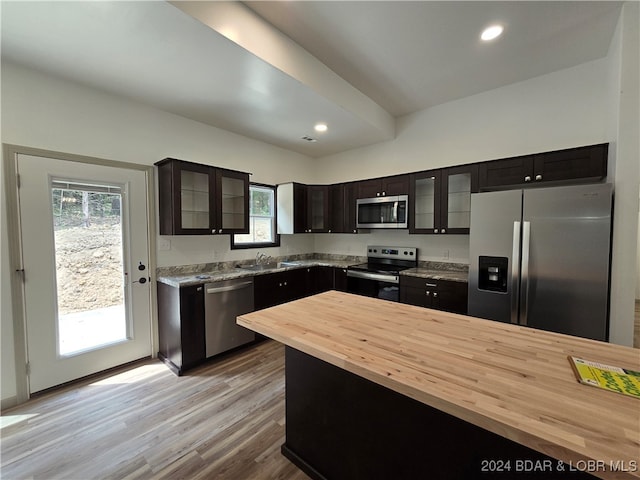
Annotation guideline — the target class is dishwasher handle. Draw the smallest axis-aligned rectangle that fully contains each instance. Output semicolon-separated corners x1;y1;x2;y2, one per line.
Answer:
206;281;253;294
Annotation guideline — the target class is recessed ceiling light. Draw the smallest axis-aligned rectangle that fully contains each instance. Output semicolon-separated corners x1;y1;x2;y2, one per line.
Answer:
314;123;328;133
481;24;504;42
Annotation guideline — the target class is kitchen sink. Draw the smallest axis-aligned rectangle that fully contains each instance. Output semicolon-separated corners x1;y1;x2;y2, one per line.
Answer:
278;261;303;267
236;263;279;271
236;261;304;271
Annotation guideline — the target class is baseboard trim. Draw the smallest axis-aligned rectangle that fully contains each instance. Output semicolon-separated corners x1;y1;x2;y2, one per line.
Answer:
1;395;18;411
281;443;327;480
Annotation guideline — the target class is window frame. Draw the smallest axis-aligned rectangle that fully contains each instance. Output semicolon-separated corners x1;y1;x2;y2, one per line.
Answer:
230;182;281;250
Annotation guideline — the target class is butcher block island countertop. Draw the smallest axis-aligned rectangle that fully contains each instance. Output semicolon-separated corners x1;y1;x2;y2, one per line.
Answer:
237;291;640;480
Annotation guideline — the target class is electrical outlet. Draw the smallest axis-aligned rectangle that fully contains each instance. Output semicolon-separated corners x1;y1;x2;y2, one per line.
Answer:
443;249;450;259
158;237;171;251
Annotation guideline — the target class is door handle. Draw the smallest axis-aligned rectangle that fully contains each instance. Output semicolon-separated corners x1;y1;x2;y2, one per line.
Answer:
206;281;253;294
519;221;531;327
511;221;521;324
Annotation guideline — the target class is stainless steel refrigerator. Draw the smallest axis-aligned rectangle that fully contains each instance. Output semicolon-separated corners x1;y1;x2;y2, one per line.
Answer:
468;183;613;341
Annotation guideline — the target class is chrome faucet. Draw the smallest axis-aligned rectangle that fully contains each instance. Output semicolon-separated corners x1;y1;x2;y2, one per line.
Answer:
256;252;273;265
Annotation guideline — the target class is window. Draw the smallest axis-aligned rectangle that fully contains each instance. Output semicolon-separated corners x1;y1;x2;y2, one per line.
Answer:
231;184;280;249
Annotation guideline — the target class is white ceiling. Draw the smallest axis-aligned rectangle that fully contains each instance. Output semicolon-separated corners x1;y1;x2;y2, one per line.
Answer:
1;1;622;158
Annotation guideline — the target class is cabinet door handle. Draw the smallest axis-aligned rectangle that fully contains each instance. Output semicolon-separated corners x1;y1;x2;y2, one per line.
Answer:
433;292;438;297
284;281;287;286
278;283;282;287
328;229;332;233
219;229;223;233
382;191;386;196
434;229;439;233
441;228;446;234
425;283;437;287
535;174;542;181
524;175;531;182
426;291;431;296
197;286;203;292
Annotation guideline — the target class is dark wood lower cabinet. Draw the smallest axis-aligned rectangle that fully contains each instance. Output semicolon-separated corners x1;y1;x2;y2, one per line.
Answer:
253;268;309;310
333;267;348;292
157;283;206;375
283;347;594;480
399;275;468;314
307;266;334;295
156;270;470;376
255;266;347;310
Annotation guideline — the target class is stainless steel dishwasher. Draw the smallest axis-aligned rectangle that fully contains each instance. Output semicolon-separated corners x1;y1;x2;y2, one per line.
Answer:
204;278;255;357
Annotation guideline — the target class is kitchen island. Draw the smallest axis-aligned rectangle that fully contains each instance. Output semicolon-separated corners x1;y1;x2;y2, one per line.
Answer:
237;291;640;480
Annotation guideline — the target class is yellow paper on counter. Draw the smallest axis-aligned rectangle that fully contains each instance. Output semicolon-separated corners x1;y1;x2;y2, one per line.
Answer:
569;356;640;399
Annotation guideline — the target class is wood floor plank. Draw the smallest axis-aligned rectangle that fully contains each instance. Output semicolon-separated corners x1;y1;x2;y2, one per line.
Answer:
0;340;308;480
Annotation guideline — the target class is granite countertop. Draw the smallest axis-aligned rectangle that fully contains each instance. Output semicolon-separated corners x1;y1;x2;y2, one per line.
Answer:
157;258;359;288
400;267;469;283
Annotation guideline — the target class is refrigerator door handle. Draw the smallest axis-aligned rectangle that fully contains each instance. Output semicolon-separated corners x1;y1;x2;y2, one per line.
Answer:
520;221;531;326
511;221;521;324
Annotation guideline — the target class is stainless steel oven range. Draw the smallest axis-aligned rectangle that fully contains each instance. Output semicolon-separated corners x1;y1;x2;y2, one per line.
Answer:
347;246;417;302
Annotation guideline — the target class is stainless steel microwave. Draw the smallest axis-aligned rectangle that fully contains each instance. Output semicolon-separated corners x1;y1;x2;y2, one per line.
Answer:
356;195;408;229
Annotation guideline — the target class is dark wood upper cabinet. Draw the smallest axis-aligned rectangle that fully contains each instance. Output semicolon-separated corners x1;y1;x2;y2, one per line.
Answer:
307;185;330;233
356;174;410;199
276;182;307;234
329;182;358;234
440;164;479;234
478;144;607;190
478;155;534;190
409;165;477;235
155;158;249;235
277;183;330;233
532;144;607;183
329;184;345;233
215;168;250;234
409;169;441;234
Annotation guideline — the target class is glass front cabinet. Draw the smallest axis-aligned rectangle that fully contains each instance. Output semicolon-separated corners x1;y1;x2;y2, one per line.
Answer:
216;169;250;234
156;158;249;235
409;165;477;235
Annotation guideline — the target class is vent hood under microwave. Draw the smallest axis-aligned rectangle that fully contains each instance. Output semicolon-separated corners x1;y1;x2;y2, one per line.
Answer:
356;195;408;229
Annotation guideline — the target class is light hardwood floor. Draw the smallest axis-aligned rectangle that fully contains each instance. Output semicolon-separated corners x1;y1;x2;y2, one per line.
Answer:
1;340;309;480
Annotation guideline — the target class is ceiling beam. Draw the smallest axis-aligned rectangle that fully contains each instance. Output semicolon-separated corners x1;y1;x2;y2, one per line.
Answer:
169;1;396;142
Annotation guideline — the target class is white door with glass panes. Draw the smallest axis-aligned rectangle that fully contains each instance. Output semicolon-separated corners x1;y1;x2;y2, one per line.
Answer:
16;154;152;393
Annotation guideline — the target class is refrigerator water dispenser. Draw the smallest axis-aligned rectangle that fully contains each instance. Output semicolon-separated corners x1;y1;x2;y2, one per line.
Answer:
478;256;508;292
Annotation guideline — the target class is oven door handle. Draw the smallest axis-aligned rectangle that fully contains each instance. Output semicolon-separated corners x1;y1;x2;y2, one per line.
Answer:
347;270;399;284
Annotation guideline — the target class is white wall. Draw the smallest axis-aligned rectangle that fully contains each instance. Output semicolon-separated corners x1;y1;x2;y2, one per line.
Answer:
607;2;640;345
312;59;609;184
0;62;316;403
1;147;17;407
